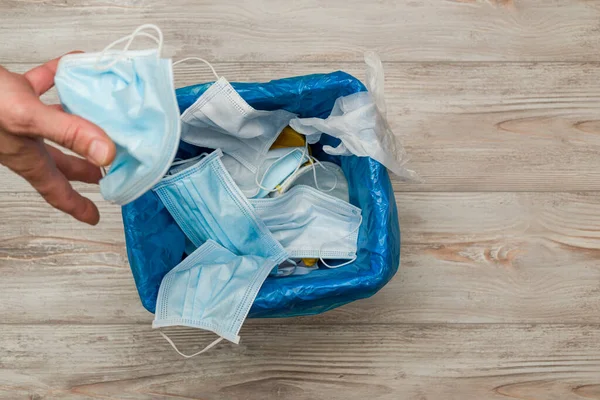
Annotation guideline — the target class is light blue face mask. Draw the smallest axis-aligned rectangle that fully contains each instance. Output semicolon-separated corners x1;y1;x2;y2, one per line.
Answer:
154;239;286;356
153;149;287;262
221;146;309;199
54;25;181;205
179;76;296;173
249;185;362;268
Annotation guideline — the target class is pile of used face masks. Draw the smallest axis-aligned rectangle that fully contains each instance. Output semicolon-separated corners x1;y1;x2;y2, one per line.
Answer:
54;25;414;357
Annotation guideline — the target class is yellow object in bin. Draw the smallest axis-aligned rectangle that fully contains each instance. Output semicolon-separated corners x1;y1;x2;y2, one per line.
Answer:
302;258;318;267
271;126;306;149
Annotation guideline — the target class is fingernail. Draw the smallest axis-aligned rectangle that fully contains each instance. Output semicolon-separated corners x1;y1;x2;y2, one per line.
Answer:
88;140;111;166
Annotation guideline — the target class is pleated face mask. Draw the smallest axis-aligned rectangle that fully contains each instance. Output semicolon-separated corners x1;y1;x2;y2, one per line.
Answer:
249;185;362;268
153;149;287;260
179;77;296;173
55;24;180;205
152;150;288;356
154;239;286;356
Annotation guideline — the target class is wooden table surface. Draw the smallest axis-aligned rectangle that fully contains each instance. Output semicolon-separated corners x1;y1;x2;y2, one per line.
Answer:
2;1;600;399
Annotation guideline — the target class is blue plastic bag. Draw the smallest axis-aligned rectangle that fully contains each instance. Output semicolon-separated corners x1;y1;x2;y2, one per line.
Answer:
122;70;400;318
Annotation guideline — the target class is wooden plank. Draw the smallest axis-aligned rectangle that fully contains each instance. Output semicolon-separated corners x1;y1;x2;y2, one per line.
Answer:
0;236;150;324
1;323;600;399
2;0;600;63
4;61;600;193
0;192;122;241
2;192;600;325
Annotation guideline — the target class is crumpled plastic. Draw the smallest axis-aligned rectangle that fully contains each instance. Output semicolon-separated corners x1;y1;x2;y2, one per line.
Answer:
290;52;418;181
122;63;401;318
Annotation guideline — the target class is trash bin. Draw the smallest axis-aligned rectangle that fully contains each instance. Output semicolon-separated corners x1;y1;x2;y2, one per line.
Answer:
122;70;400;318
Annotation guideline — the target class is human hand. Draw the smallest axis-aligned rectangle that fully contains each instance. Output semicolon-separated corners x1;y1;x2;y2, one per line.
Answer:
0;54;116;225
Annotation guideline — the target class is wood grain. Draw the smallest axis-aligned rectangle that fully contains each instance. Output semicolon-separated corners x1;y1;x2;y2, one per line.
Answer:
5;60;600;193
2;0;600;63
3;192;600;325
0;192;122;241
1;323;600;400
3;1;600;399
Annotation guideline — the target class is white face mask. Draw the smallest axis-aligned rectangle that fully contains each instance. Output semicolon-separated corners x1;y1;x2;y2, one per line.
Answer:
179;77;296;173
275;161;349;203
222;146;309;199
249;185;362;268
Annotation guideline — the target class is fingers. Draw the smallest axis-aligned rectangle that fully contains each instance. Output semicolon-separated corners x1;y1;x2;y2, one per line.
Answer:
23;56;61;96
5;141;101;225
46;145;102;184
24;51;83;96
15;54;116;168
43;181;101;226
29;102;116;167
39;175;101;226
19;151;101;225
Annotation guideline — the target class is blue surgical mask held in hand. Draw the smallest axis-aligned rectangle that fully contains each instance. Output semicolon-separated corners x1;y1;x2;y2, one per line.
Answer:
289;52;419;182
179;77;296;173
249;185;362;268
54;24;181;205
154;239;287;357
153;149;287;260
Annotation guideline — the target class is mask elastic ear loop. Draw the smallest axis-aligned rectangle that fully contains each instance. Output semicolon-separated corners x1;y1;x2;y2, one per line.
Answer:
95;24;163;70
254;144;308;193
319;214;363;269
123;24;163;55
170;153;208;167
172;57;220;80
277;152;338;194
159;331;223;358
307;156;338;193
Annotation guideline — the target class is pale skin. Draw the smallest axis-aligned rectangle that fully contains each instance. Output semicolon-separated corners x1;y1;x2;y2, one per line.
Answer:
0;53;116;225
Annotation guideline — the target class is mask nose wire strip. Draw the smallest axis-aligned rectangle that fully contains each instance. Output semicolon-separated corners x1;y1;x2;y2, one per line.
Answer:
159;331;224;358
95;24;164;70
318;214;363;269
172;57;220;80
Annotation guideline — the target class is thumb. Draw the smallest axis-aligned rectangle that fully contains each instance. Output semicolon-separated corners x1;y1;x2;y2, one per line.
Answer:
30;103;116;166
